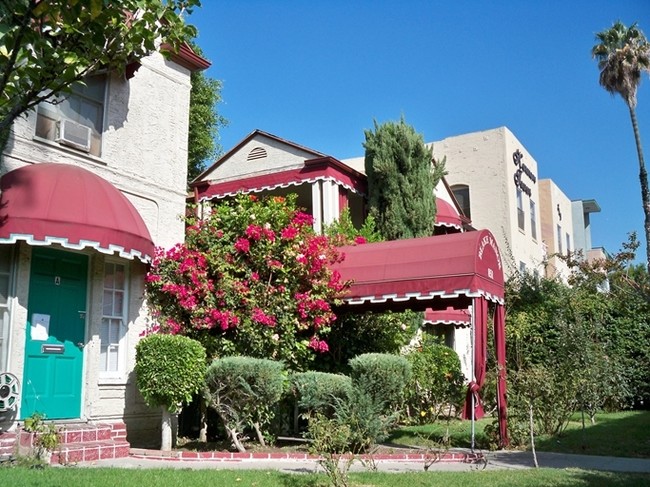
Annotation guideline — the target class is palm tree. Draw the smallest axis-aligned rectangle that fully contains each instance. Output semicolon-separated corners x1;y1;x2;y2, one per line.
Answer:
593;21;650;271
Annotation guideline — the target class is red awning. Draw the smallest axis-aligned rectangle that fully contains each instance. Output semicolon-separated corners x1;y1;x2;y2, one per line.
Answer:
333;229;504;310
435;199;463;230
195;157;367;202
424;307;471;326
0;163;154;262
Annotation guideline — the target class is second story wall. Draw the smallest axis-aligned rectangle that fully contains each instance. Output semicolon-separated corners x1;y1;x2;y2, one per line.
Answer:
2;50;193;250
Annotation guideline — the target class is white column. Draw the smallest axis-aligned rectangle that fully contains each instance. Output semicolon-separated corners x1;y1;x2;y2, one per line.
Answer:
311;181;323;234
321;180;339;226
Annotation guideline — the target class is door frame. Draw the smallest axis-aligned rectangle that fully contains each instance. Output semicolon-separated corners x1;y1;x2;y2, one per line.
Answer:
20;246;91;420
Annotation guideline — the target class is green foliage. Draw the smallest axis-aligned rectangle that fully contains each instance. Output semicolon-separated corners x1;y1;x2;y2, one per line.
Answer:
404;335;465;423
187;42;227;182
146;194;346;371
307;388;395;454
134;334;206;413
315;310;417;374
348;353;411;414
204;356;285;450
323;207;383;246
501;236;650;443
0;0;199;136
291;371;353;419
22;412;59;461
363;117;446;240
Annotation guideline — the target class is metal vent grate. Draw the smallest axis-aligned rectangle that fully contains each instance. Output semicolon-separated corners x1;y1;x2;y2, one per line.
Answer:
247;147;267;161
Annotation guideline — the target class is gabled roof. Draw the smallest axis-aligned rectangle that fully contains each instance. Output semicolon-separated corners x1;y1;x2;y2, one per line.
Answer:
191;129;328;186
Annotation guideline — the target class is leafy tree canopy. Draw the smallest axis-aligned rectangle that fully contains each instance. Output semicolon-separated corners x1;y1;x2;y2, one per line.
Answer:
0;0;200;138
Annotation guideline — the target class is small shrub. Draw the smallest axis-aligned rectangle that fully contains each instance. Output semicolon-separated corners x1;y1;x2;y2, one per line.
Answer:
404;335;465;423
291;371;353;419
306;388;396;454
348;353;411;414
205;356;285;451
22;412;59;463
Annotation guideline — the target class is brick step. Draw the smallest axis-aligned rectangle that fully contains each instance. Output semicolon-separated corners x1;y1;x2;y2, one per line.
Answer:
0;432;17;459
19;421;127;446
53;439;131;465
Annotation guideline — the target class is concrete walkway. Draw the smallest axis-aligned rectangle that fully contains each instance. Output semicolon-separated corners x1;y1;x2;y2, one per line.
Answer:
71;449;650;474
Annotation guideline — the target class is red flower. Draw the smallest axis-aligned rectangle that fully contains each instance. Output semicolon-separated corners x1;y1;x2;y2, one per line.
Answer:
234;238;250;253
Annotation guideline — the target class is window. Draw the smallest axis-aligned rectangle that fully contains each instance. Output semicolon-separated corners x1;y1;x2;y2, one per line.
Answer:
0;247;14;371
516;189;525;231
566;233;571;255
451;184;471;220
530;200;537;240
100;261;127;374
430;326;455;349
35;74;107;156
557;224;563;254
519;261;526;276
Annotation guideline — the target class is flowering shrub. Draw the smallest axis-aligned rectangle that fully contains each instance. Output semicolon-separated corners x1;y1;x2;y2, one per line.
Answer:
146;194;348;370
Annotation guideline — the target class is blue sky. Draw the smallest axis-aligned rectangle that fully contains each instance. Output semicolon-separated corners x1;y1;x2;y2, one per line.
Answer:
190;0;650;259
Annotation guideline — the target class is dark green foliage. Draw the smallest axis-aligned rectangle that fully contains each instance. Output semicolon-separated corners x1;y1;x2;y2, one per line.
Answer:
135;334;206;413
348;353;411;414
315;310;417;374
204;356;285;450
404;335;465;423
187;43;227;182
363;117;446;240
291;371;353;418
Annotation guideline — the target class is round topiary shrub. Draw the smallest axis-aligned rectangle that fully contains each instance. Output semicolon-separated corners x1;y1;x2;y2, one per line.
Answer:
291;371;353;419
135;333;206;450
205;356;285;452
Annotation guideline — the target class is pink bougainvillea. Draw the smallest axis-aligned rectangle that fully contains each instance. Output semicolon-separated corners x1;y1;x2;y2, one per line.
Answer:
145;194;349;370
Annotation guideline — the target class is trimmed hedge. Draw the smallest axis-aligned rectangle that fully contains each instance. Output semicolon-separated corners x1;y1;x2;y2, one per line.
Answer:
135;334;206;413
291;371;353;418
205;356;285;451
348;353;411;413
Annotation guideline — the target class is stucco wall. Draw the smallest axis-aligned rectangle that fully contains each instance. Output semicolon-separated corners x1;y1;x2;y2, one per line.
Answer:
0;49;191;435
539;179;573;280
432;127;545;277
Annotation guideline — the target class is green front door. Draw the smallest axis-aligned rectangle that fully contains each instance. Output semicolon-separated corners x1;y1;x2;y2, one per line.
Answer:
21;247;88;420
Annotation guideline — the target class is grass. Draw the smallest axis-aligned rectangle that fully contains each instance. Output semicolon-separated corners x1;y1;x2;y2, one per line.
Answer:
387;410;650;459
387;417;494;450
534;410;650;458
0;467;649;487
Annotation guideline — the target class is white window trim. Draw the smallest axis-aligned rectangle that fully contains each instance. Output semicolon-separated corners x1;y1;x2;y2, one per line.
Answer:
99;259;129;379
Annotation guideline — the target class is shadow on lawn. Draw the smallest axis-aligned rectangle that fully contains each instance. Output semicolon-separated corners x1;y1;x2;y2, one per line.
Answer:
534;411;650;458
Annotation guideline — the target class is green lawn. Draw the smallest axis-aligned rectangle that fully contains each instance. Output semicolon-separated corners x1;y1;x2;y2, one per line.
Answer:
387;411;650;458
0;467;649;487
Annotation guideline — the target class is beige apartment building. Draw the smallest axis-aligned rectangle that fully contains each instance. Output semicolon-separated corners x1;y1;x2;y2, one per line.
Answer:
431;127;600;280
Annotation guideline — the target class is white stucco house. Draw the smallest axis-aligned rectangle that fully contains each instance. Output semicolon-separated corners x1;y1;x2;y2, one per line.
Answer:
0;43;208;459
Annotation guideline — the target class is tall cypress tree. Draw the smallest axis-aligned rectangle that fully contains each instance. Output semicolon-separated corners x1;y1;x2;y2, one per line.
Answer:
364;117;445;240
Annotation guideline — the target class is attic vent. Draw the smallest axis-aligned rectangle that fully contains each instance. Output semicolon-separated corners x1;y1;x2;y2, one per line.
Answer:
247;147;267;161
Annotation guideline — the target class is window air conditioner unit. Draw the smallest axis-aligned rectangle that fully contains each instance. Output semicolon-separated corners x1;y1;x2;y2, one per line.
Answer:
57;119;92;152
